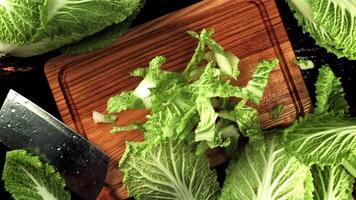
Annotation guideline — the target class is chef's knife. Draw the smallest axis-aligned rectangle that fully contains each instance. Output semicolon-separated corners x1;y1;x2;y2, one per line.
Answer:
0;90;111;200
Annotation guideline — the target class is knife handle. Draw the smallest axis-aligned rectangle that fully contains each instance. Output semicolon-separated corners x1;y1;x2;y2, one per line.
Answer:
97;185;114;200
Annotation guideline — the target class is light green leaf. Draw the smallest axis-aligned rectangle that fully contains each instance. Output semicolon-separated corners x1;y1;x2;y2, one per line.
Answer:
2;150;71;200
287;0;356;59
0;0;47;44
60;17;132;55
107;56;172;112
342;152;356;178
245;59;279;104
311;165;354;200
271;104;284;121
234;101;264;149
107;91;145;113
184;29;213;78
304;169;315;200
217;110;235;121
195;96;219;145
175;107;198;135
143;81;196;142
61;1;145;55
92;111;117;123
283;113;356;166
189;62;246;99
206;51;240;79
220;134;312;200
185;28;240;79
119;140;220;200
215;119;240;156
294;58;314;70
0;0;144;57
110;124;143;134
133;56;185;109
315;66;349;117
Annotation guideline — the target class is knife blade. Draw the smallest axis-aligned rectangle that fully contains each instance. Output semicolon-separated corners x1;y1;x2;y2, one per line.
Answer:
0;89;110;200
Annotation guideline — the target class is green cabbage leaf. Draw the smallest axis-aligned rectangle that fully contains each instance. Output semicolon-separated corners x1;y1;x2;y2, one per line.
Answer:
311;165;354;200
119;140;220;200
2;150;70;200
287;0;356;60
220;134;313;200
0;0;144;57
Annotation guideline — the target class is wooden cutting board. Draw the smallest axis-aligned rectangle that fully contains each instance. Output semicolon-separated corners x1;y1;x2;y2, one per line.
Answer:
44;0;312;199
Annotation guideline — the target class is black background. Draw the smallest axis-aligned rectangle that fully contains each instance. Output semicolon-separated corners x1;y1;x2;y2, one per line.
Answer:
1;0;356;199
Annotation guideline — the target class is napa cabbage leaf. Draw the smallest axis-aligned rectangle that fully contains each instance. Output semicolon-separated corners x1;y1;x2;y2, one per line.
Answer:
0;0;144;57
314;66;349;117
2;150;70;200
220;134;313;200
106;29;277;150
119;140;220;200
283;113;356;166
311;165;354;200
283;65;356;166
342;152;356;178
287;0;356;60
245;59;279;104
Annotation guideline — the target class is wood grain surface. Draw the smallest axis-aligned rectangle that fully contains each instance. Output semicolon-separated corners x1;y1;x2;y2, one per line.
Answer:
44;0;312;199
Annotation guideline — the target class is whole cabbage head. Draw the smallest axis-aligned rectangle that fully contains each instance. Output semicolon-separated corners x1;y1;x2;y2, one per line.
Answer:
287;0;356;60
0;0;144;57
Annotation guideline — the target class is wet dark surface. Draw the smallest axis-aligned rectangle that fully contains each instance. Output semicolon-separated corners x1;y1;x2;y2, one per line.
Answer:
1;0;356;199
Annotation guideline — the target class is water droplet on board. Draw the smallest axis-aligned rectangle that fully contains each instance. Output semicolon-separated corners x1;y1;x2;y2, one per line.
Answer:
72;135;78;139
7;123;11;128
57;147;61;151
59;155;63;159
11;108;15;113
